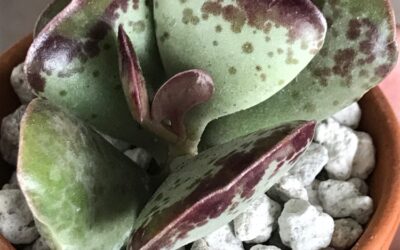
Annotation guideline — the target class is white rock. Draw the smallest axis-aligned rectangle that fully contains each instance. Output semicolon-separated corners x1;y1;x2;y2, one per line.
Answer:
233;195;281;243
10;63;35;104
278;199;334;250
315;119;358;180
250;245;281;250
331;218;363;249
332;103;362;129
289;143;329;186
191;224;244;250
318;180;373;224
124;148;153;170
0;189;39;244
2;172;19;190
352;132;375;179
306;180;322;208
100;132;132;151
268;176;308;203
24;237;51;250
0;105;27;165
348;178;369;195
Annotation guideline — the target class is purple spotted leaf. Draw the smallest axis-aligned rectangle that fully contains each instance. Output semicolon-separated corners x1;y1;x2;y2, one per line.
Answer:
128;121;316;250
34;0;71;37
151;70;214;137
118;25;149;123
25;0;167;159
202;0;399;147
154;0;327;149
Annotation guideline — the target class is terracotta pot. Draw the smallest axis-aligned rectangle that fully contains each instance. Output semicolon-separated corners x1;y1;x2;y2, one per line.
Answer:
1;36;400;250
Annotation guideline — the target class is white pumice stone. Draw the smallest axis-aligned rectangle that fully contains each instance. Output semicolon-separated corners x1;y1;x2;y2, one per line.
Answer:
100;132;132;151
348;178;369;195
315;119;359;180
191;224;244;250
10;63;35;104
351;131;375;179
124;148;153;170
306;180;322;208
289;143;329;186
234;195;281;243
318;180;373;224
331;103;362;129
268;176;308;203
250;245;282;250
331;218;363;249
24;237;51;250
278;199;334;250
0;105;27;166
0;189;39;244
2;172;19;190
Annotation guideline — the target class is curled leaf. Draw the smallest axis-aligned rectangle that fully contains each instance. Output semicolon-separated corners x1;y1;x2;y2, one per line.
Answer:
151;70;214;137
129;121;316;250
118;25;149;123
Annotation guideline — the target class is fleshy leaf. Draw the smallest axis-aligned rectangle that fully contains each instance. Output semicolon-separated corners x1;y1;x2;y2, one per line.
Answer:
151;70;214;138
128;121;316;250
154;0;326;148
17;99;152;250
25;0;166;153
34;0;71;37
201;0;398;148
118;25;149;123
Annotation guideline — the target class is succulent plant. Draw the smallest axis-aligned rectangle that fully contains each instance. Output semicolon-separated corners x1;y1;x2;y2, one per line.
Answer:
16;0;398;249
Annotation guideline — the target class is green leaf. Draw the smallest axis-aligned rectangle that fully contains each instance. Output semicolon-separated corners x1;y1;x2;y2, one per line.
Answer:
25;0;166;156
128;121;315;250
17;99;152;250
154;0;327;149
201;0;398;148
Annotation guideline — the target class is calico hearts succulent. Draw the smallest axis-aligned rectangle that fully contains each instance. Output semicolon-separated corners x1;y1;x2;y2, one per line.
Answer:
16;0;397;249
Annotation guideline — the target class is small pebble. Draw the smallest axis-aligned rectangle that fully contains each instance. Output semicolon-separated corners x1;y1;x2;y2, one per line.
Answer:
331;218;363;249
0;105;27;165
332;103;362;129
2;172;19;190
234;195;281;243
24;237;51;250
315;119;358;180
289;143;329;186
250;245;281;250
351;132;375;179
191;224;244;250
348;178;369;195
10;63;35;104
124;148;153;170
267;176;308;203
0;189;39;244
305;180;322;208
278;199;334;250
318;180;373;224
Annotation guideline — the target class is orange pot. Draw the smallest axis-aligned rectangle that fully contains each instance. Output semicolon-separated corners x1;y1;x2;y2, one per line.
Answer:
1;36;400;250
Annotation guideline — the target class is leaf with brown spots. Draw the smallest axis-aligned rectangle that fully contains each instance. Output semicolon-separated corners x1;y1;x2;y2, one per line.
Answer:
18;99;152;250
128;121;316;250
202;0;398;148
154;0;327;151
25;0;167;160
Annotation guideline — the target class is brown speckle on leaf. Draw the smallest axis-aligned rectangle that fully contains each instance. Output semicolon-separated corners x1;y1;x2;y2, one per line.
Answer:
242;42;254;53
332;48;356;77
229;67;237;75
215;25;223;32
